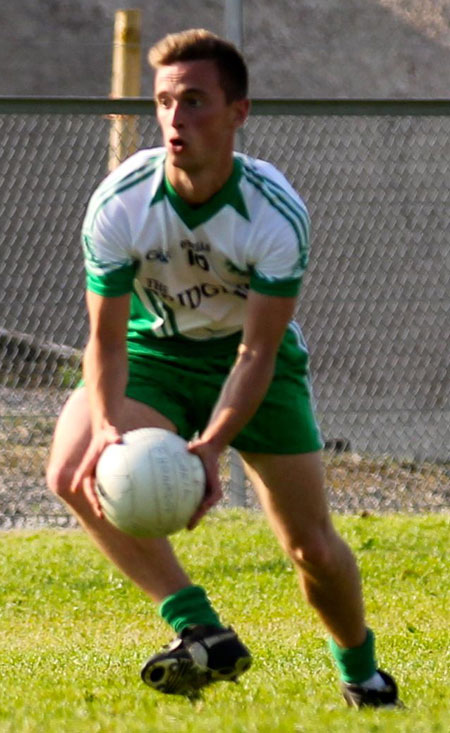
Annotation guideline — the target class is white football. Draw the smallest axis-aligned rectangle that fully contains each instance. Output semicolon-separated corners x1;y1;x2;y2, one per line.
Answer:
95;428;205;537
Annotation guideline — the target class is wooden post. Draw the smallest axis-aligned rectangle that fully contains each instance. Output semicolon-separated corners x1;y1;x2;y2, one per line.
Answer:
108;9;142;171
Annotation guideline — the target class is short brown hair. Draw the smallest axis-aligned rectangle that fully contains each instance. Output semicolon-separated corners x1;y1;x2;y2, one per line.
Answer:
148;28;248;103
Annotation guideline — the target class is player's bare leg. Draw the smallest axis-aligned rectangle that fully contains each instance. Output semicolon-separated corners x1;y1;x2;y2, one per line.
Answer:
240;450;400;706
46;387;191;602
240;451;366;648
48;388;252;697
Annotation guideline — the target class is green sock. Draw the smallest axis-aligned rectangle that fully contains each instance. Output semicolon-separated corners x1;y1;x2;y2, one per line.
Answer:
329;628;377;684
158;585;223;635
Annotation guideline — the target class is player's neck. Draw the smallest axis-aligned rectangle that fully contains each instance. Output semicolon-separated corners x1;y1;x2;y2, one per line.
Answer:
165;158;234;206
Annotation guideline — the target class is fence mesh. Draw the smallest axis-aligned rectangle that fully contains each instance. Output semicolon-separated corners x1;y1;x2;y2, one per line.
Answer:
0;100;449;527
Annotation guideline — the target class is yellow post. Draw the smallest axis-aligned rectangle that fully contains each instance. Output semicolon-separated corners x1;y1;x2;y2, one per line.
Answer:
108;9;142;171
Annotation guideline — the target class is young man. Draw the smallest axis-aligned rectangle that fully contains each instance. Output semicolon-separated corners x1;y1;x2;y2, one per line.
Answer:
47;29;399;707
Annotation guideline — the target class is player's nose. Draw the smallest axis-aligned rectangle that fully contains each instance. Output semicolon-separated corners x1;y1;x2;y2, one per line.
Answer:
170;101;185;128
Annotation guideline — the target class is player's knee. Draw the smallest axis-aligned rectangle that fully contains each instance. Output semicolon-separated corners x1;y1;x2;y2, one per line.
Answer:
285;526;337;575
46;460;74;500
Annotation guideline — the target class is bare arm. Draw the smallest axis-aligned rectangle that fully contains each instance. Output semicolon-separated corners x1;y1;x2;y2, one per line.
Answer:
203;291;297;450
82;291;130;432
71;291;131;507
188;290;297;526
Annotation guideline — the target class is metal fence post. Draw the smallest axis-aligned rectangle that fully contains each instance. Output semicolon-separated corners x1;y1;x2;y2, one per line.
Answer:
223;0;248;506
224;0;245;152
228;448;248;508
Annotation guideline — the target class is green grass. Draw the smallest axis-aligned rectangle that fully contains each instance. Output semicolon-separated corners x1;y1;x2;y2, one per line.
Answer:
0;512;448;732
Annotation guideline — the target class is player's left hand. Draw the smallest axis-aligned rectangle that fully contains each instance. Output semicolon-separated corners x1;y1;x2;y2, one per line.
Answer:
186;438;223;529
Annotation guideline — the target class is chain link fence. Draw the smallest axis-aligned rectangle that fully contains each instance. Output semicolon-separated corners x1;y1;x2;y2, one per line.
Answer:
0;99;449;527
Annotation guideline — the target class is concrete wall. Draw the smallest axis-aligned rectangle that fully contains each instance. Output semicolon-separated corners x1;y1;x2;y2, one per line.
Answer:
1;0;449;99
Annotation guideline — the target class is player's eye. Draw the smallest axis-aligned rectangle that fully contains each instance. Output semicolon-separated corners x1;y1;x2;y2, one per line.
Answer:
157;96;172;109
184;96;203;108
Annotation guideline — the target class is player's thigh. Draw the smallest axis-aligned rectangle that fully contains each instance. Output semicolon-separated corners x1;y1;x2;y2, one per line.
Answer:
47;388;92;479
48;386;177;482
240;450;333;548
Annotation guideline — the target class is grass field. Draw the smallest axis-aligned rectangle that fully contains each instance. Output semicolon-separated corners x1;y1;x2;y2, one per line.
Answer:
0;511;448;732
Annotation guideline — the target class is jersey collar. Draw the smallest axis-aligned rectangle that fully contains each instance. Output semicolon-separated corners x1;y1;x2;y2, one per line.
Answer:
150;156;250;230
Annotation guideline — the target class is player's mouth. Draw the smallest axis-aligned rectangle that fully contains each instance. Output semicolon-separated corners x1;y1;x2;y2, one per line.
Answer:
169;136;186;153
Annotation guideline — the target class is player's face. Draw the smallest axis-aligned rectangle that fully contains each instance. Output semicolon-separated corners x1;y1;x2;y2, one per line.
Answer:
154;59;248;177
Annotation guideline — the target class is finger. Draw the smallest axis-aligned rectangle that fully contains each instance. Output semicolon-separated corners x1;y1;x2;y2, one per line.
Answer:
70;467;83;493
187;510;205;531
187;500;209;530
84;478;104;519
207;476;222;498
71;431;121;494
187;486;223;530
70;450;98;493
187;499;215;529
203;480;223;504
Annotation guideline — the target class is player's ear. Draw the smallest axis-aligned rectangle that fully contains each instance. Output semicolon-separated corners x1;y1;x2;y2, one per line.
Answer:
233;98;250;128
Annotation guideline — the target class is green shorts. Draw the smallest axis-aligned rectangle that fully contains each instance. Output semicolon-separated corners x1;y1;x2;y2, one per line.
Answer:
124;328;323;455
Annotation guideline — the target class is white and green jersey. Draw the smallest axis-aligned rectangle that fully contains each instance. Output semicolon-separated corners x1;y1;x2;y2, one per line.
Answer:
82;148;310;348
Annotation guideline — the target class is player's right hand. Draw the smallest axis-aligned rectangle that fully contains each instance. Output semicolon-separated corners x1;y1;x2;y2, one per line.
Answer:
70;426;122;518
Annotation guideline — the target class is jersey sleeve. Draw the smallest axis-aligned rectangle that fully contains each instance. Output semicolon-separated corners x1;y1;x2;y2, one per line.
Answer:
81;178;137;297
239;157;311;298
249;192;310;298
